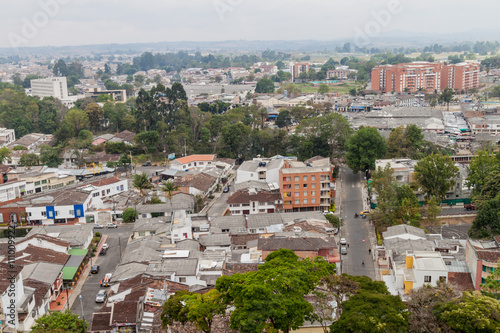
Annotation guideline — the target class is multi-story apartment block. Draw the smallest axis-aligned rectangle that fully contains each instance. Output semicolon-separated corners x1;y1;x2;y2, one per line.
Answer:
290;63;310;81
30;77;68;100
279;157;332;212
372;62;480;93
227;188;282;215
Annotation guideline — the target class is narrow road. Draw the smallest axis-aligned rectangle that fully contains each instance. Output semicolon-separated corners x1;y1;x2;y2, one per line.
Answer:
338;166;376;280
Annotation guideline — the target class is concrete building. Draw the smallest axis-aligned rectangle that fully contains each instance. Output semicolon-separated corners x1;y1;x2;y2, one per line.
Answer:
372;62;480;93
0;128;16;147
465;238;500;290
170;155;215;171
401;251;448;294
30;77;68;100
291;63;309;81
227;188;282;215
279;157;332;212
236;156;293;188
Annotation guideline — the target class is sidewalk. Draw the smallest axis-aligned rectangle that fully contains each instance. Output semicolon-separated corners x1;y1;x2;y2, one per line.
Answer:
67;235;108;310
360;180;381;281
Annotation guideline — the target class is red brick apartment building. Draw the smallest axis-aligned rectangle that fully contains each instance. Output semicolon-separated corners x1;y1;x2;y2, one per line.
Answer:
372;62;479;93
279;157;332;212
291;63;310;81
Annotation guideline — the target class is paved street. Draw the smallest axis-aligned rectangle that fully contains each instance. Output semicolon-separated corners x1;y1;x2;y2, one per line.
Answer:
338;166;376;279
206;179;235;216
70;224;133;323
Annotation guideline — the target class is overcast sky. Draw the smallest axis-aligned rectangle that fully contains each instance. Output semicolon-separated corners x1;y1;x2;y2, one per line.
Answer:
1;0;498;49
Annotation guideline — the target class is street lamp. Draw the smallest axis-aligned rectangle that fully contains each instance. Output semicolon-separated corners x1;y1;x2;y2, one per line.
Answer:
79;295;85;321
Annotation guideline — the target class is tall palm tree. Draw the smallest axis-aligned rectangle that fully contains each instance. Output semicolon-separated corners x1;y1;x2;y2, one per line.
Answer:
133;173;153;199
161;180;179;212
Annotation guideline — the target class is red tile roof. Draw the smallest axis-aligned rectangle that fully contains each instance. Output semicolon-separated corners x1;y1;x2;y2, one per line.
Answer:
19;234;71;249
23;279;51;308
476;249;500;263
87;177;122;187
11;245;70;265
90;311;112;332
227;189;281;205
0;263;23;294
448;272;475;291
174;155;214;165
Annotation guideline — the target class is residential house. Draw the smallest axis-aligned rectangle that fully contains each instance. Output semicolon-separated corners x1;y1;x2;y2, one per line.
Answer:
400;251;448;294
109;130;136;145
258;236;339;263
132;217;171;239
26;225;94;249
236;156;291;188
8;133;53;151
227;188;282;215
170;155;215;171
465;238;500;290
136;193;195;219
174;173;217;197
0;128;16;147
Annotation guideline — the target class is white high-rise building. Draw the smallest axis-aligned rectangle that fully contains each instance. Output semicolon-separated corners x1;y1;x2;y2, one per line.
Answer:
30;77;68;100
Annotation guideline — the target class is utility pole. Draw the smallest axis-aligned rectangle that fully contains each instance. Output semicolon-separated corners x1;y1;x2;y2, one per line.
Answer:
79;295;84;321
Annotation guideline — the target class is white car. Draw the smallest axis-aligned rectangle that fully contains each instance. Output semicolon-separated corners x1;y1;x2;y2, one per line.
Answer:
106;223;117;228
340;238;347;245
95;290;107;303
102;244;109;250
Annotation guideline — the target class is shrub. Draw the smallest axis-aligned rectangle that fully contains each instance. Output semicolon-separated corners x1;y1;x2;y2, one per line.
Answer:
122;208;138;222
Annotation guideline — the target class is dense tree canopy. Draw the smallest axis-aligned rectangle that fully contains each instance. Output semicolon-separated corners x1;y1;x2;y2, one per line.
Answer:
31;310;87;333
346;127;387;173
414;154;459;202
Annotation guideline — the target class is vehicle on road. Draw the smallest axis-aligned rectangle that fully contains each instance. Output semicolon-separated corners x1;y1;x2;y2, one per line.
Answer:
323;211;333;215
340;238;347;245
341;247;347;255
95;290;107;303
223;186;229;193
465;204;476;211
106;223;117;228
100;273;112;287
142;161;151;166
99;247;107;255
94;223;104;229
91;265;100;274
360;210;370;216
102;243;109;250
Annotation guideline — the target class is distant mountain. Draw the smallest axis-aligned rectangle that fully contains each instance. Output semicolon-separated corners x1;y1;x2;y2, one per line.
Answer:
0;28;498;56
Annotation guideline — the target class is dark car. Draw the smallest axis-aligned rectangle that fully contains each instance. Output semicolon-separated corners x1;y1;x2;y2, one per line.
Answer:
142;161;151;166
99;247;107;256
91;265;100;274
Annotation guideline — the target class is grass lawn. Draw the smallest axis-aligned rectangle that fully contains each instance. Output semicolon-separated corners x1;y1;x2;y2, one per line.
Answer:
290;82;363;95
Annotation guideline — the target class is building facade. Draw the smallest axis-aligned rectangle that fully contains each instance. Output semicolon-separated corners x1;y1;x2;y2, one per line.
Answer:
290;63;310;81
30;77;68;100
372;62;480;93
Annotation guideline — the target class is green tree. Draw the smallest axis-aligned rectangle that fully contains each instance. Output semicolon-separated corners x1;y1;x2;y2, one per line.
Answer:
255;78;275;93
425;195;442;226
31;309;87;333
414;154;459;201
0;147;11;164
19;153;39;166
134;131;159;154
62;108;90;137
221;123;251;158
122;207;137;222
318;83;330;94
406;282;459;333
370;164;398;226
346;127;387;173
161;181;179;212
319;274;360;320
434;291;500;333
39;145;62;167
481;260;500;298
470;197;500;237
393;184;421;226
216;249;334;333
386;125;425;159
275;110;293;130
472;169;500;208
330;290;409;333
466;150;499;196
133;173;153;198
161;289;227;333
439;88;455;111
84;103;104;130
325;214;340;228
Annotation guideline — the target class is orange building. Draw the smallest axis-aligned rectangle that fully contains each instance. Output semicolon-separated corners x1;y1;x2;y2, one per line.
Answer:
279;157;332;212
291;63;310;81
372;62;479;93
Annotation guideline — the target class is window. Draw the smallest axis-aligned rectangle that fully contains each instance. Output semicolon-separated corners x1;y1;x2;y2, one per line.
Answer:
188;163;192;167
234;210;241;214
41;180;47;184
106;189;110;194
34;181;40;186
286;177;291;181
303;191;308;196
294;199;299;204
294;184;299;189
76;209;81;216
303;199;308;204
311;191;316;196
0;215;3;223
424;276;431;283
120;185;124;191
294;192;299;197
41;211;46;217
303;184;307;188
47;211;54;218
294;176;299;181
93;192;99;197
102;190;105;196
311;198;316;203
311;175;316;181
303;175;307;181
116;186;120;191
138;231;146;237
70;210;74;215
179;277;186;283
311;183;316;188
222;228;229;233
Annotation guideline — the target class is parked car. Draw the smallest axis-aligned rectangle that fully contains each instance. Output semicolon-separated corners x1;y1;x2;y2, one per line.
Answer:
106;223;117;228
94;223;104;229
142;161;151;166
340;238;347;245
223;186;230;193
465;204;476;211
91;265;100;274
360;210;370;216
99;247;107;256
102;244;109;250
341;247;347;255
95;290;107;303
